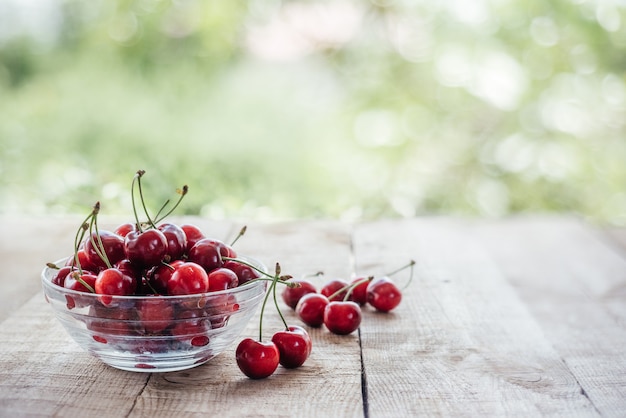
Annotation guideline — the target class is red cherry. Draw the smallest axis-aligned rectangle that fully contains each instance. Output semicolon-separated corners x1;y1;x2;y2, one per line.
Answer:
180;224;205;252
52;266;73;287
320;279;350;302
170;309;211;345
166;262;209;295
323;301;362;335
114;222;136;237
64;271;97;293
148;260;184;294
137;297;174;334
295;293;329;327
348;277;370;306
271;325;312;369
95;268;136;305
235;338;280;379
207;267;239;292
187;238;227;272
66;249;99;273
223;260;261;286
367;277;402;312
124;229;168;268
84;230;126;270
158;223;187;261
281;279;317;310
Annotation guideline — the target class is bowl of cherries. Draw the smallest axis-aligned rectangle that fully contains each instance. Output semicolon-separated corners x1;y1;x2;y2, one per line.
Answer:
41;172;269;373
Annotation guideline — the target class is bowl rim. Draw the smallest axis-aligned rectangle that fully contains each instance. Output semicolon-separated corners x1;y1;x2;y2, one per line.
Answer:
41;255;268;301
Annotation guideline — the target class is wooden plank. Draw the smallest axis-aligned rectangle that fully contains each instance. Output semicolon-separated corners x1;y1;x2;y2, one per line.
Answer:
0;220;364;417
471;216;626;417
352;218;599;417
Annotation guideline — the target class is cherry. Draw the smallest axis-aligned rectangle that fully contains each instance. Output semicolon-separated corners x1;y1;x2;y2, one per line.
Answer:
281;278;317;310
64;271;97;293
67;249;99;273
323;301;362;335
367;277;402;312
84;230;126;270
158;222;187;261
52;266;73;287
271;325;312;369
235;338;280;379
95;268;136;305
137;297;174;334
223;260;261;286
295;293;329;327
114;222;135;238
180;224;205;252
124;228;168;268
320;279;350;302
207;267;239;292
147;260;183;294
170;309;211;345
348;277;371;306
166;262;209;295
187;238;227;272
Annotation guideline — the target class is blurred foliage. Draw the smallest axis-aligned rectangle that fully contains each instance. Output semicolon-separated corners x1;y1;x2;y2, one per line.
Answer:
0;0;625;224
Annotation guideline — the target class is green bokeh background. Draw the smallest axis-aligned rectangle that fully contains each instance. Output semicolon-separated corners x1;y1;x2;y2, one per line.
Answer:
1;0;625;224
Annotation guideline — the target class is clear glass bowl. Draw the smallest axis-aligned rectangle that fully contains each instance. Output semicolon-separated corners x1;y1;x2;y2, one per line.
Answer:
41;257;266;373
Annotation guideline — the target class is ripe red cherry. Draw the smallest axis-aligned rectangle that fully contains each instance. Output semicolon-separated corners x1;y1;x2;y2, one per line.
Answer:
348;277;371;306
114;222;135;238
158;223;187;261
170;309;211;345
320;279;350;302
235;338;280;379
137;297;174;334
180;224;206;251
223;260;261;286
166;262;209;295
64;271;97;293
323;301;362;335
148;260;184;294
281;279;317;310
367;277;402;312
207;267;239;292
271;325;312;369
124;229;168;268
95;268;136;305
295;293;329;327
84;230;126;270
187;238;227;272
67;249;99;272
52;266;73;287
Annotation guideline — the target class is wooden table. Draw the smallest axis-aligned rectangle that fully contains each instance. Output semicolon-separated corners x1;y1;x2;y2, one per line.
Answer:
1;216;625;417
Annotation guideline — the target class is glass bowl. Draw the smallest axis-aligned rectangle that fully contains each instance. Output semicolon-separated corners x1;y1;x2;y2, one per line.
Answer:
41;256;267;373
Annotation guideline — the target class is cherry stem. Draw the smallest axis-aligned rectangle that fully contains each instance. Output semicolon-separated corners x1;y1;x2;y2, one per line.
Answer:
72;210;93;274
222;256;276;281
72;271;95;293
271;264;290;330
131;171;145;233
385;259;416;278
88;202;113;269
230;225;247;247
153;185;189;224
257;266;280;342
136;171;156;229
327;276;373;302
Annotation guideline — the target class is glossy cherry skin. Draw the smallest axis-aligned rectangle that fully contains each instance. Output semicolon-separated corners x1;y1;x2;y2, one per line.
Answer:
95;268;136;305
166;262;209;295
52;266;73;287
66;249;99;273
271;325;312;369
158;223;187;261
207;267;239;291
187;238;227;272
180;224;206;252
281;279;317;310
124;229;168;268
348;277;371;306
320;279;350;302
84;230;126;270
114;222;136;238
223;260;261;286
148;260;184;294
64;271;97;293
235;338;280;379
323;301;362;335
295;293;329;327
367;277;402;312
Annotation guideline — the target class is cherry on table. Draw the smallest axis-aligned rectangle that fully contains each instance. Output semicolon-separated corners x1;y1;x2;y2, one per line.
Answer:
348;277;371;306
320;279;350;302
281;279;317;310
271;325;312;369
295;293;329;328
367;277;402;313
323;301;362;335
235;338;280;379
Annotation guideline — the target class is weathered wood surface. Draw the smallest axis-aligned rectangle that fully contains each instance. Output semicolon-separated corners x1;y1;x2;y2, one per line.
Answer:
0;216;625;417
